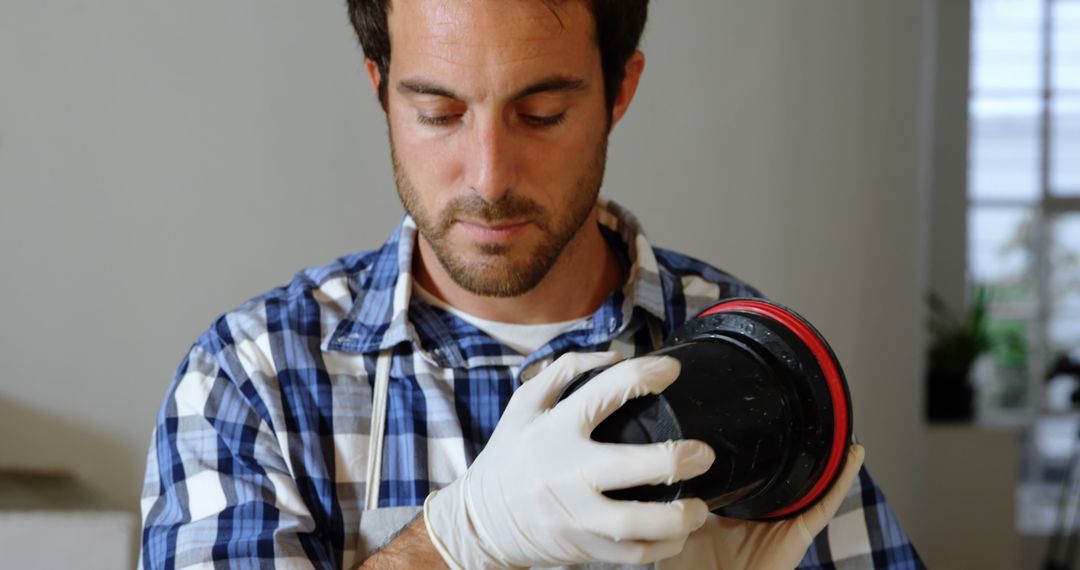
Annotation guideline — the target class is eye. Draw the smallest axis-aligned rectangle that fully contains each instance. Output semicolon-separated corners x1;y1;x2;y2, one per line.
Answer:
520;112;566;128
416;114;461;127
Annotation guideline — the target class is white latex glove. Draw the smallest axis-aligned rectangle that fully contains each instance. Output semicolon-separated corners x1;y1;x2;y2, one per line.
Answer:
424;352;716;569
657;444;866;570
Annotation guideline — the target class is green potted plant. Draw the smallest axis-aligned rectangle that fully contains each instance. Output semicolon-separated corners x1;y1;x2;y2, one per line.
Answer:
925;287;993;421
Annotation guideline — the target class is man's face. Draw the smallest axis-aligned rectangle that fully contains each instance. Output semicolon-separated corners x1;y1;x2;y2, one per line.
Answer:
379;0;612;297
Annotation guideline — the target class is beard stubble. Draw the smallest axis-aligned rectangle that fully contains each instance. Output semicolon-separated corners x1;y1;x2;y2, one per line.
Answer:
391;134;608;298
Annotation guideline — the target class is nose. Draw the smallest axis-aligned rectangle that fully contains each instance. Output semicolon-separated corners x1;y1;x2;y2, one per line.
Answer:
464;115;516;204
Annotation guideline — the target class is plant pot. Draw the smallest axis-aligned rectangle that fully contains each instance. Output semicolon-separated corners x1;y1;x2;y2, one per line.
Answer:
926;372;975;422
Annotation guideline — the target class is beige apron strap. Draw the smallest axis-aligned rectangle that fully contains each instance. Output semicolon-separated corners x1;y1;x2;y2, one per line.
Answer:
646;317;664;352
365;347;394;510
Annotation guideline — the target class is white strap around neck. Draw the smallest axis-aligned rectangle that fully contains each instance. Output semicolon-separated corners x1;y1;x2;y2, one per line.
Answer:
365;347;394;510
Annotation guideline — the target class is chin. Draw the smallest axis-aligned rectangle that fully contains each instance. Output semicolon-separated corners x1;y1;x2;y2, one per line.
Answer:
445;252;550;298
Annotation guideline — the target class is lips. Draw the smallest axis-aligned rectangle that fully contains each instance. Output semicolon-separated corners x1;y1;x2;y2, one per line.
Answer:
456;219;531;244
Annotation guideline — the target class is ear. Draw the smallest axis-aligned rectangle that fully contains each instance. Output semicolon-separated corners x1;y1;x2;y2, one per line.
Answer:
608;50;646;130
364;59;382;98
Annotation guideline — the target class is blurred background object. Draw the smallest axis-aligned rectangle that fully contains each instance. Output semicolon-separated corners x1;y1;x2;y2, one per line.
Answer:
0;469;134;569
925;287;993;421
956;0;1080;566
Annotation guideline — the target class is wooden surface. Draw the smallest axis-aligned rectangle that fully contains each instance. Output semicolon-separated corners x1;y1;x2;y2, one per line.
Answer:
0;469;115;511
0;469;134;569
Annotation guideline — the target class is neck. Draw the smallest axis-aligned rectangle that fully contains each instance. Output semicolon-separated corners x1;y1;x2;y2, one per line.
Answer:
413;211;624;324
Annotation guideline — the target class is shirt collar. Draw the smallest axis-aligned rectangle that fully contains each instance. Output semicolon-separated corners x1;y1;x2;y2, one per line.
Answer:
325;198;669;357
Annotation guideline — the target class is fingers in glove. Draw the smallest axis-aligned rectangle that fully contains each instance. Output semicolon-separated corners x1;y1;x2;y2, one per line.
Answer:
816;444;865;518
551;355;681;432
586;439;715;491
799;444;866;538
584;533;694;566
511;351;623;414
581;496;711;543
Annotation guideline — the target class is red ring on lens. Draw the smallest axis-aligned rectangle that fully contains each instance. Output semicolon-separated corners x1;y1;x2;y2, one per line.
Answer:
699;299;850;518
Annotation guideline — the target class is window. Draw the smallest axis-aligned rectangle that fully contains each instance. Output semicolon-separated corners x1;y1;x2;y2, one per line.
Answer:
967;0;1080;534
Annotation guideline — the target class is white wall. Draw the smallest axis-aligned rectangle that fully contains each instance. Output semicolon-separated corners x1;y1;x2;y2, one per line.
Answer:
0;0;932;554
927;0;971;314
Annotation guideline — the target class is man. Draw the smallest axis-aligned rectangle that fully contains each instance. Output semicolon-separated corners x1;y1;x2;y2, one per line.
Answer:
140;1;923;568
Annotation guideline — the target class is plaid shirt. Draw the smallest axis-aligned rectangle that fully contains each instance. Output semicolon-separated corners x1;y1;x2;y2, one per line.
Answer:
140;199;924;569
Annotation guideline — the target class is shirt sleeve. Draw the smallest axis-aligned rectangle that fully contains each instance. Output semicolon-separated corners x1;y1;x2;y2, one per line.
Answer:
139;343;335;570
797;467;925;569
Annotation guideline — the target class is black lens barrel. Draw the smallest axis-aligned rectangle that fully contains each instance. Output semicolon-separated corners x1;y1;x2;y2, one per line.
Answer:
554;299;852;520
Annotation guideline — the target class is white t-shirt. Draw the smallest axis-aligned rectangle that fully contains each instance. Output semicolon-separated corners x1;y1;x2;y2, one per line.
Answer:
412;281;589;355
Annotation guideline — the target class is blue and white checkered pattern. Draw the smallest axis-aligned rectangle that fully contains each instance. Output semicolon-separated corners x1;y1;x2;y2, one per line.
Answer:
140;199;924;569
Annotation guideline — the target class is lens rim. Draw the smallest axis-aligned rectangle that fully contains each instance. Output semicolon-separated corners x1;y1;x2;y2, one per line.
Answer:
697;299;853;519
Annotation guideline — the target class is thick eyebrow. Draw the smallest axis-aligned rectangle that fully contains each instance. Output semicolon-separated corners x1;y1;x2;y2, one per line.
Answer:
510;76;587;100
396;75;587;103
397;80;460;100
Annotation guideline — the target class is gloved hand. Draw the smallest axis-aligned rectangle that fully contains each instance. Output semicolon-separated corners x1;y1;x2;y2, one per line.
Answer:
656;444;866;570
424;352;716;569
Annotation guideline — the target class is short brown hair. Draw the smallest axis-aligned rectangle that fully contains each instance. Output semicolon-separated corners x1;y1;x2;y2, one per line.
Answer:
345;0;649;112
